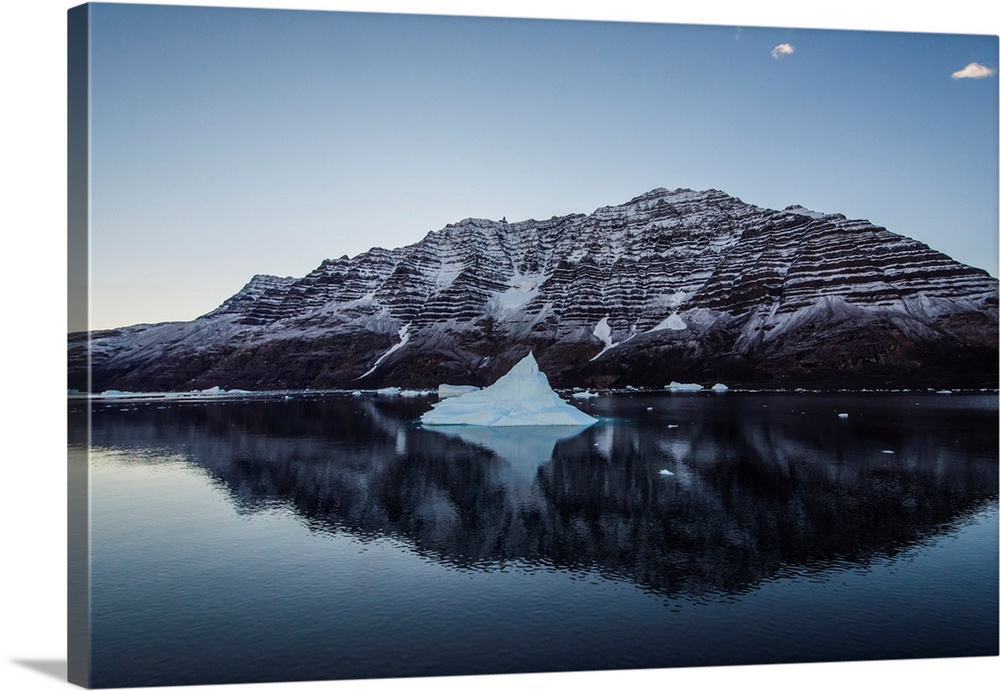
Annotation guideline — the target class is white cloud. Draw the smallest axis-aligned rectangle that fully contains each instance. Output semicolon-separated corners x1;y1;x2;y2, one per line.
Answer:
771;43;795;60
951;62;997;79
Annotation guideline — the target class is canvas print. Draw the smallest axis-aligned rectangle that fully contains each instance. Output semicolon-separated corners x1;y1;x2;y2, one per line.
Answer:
67;2;999;688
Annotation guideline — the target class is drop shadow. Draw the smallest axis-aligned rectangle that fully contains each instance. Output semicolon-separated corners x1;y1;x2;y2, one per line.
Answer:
11;659;67;681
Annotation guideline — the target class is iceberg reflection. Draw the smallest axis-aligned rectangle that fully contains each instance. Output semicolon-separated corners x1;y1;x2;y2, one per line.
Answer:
73;392;999;597
426;424;592;485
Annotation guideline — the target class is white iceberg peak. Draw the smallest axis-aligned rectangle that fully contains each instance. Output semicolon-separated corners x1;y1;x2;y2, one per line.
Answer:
421;352;597;427
666;381;703;391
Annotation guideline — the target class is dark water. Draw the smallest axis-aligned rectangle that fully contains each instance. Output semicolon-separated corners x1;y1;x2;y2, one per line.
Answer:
68;391;999;688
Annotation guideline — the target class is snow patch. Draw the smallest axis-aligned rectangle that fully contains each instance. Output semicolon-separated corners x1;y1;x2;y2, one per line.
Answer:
357;323;410;379
421;352;597;427
783;204;826;219
593;316;613;347
590;316;619;361
652;312;687;331
492;274;546;314
434;256;466;292
663;291;688;309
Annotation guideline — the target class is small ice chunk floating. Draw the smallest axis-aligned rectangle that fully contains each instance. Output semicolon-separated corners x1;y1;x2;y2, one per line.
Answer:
437;384;481;398
421;352;597;427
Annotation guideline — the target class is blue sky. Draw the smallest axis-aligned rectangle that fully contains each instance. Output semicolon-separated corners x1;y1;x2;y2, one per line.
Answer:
85;1;998;329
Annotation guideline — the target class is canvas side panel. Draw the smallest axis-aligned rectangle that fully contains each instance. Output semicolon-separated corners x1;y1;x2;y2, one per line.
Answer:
67;3;91;688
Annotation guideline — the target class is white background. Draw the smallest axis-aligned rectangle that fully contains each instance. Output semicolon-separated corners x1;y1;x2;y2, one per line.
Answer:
1;2;997;690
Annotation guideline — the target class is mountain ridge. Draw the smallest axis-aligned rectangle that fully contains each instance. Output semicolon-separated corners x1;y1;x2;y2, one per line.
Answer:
68;187;999;392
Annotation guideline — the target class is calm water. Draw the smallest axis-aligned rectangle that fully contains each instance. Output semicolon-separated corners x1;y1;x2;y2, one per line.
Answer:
68;391;999;688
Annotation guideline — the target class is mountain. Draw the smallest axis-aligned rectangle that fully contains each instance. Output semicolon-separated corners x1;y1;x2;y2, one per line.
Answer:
67;187;999;392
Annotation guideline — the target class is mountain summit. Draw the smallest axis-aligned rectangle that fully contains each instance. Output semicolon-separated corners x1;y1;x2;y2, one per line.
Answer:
69;188;999;391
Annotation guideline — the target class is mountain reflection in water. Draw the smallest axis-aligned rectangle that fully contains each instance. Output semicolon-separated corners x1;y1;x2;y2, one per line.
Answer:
72;392;998;600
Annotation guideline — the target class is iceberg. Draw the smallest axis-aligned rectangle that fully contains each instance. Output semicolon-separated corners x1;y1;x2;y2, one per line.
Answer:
666;381;703;391
438;384;481;398
420;352;598;427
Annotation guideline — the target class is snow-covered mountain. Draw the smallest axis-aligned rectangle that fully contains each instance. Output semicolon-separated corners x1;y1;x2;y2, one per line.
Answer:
68;187;999;391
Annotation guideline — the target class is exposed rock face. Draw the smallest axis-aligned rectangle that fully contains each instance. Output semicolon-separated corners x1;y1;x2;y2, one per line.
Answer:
68;188;999;392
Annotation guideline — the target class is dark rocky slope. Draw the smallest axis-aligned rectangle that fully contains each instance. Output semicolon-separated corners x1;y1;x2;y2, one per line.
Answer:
68;188;998;392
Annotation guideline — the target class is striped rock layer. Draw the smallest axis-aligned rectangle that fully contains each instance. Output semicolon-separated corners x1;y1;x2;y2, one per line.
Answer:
69;188;998;391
